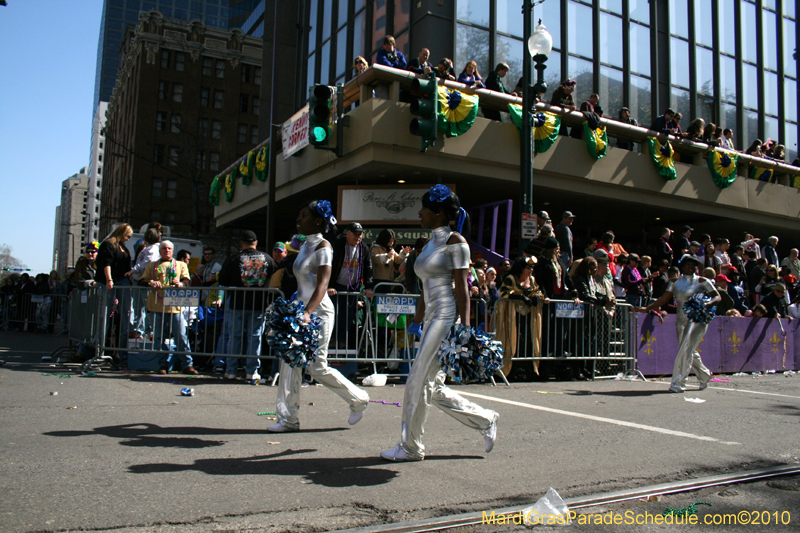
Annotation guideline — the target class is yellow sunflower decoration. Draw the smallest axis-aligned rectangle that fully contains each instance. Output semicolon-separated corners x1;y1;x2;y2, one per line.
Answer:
209;175;221;206
583;123;608;159
647;136;677;180
507;105;561;154
436;86;479;137
239;151;255;185
255;144;269;182
707;149;738;189
224;172;236;202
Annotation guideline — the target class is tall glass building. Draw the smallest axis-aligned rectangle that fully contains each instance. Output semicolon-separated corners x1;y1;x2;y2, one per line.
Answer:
94;0;265;111
303;0;799;160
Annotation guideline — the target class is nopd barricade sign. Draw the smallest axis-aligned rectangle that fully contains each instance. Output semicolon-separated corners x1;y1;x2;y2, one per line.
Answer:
162;288;201;307
375;295;417;315
555;302;584;319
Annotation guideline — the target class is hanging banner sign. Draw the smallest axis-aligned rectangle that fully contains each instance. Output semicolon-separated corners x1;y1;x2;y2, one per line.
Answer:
281;105;310;160
338;184;456;225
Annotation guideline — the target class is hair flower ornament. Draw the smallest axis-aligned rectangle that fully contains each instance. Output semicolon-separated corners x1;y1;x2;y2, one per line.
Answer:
429;184;451;203
315;200;337;224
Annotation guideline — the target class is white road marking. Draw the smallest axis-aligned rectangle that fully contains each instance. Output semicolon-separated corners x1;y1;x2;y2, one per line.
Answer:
459;391;741;446
638;379;800;400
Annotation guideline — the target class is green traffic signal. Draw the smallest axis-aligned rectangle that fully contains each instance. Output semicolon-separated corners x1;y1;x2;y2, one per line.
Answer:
409;77;439;151
308;84;333;146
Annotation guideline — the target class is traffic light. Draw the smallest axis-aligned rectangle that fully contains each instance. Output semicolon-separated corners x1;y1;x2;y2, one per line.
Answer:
410;77;439;152
308;84;333;147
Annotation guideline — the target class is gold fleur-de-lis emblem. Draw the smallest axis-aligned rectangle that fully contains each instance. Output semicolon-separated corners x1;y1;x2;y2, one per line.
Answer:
641;330;656;355
728;332;742;354
769;333;781;354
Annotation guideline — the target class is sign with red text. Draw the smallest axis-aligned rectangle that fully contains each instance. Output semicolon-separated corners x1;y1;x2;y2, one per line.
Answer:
281;105;310;159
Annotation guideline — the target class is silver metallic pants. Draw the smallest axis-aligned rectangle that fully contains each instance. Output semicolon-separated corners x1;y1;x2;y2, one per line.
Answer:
672;314;712;388
399;312;496;459
276;303;369;429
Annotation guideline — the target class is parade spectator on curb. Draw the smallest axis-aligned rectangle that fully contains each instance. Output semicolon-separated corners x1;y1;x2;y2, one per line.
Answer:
353;56;368;75
761;283;790;319
524;224;553;259
622;254;648;306
96;224;133;365
482;62;511;121
593;250;616;314
375;36;407;70
703;242;721;275
781;248;800;278
498;258;512;284
130;228;161;337
194;247;222;287
218;230;276;381
496;257;547;381
596;232;617;276
656;227;674;266
555;211;575;269
697;234;711;259
726;267;748;314
742;233;762;259
270;235;305;303
756;263;782;297
329;222;374;349
615;107;638;151
370;229;410;287
138;240;195;375
272;242;287;264
652;259;671;300
639;255;655;302
713;274;736;316
584;237;598;258
674;225;692;261
763;236;780;267
714;238;731;275
730;245;747;277
457;60;485;88
403;237;428;295
407;48;432;76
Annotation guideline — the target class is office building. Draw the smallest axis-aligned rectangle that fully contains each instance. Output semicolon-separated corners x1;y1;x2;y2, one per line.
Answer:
53;168;90;276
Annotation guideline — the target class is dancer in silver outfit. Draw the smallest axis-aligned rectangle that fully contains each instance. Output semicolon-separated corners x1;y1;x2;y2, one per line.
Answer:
637;254;720;392
381;185;498;461
268;200;370;432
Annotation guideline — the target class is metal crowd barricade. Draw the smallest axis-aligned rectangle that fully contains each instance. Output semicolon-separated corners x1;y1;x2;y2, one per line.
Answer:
362;282;418;376
487;297;637;379
0;292;8;331
6;292;70;333
67;285;107;369
87;285;284;372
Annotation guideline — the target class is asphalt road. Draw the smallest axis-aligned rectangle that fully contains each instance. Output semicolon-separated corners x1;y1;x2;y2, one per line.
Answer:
1;331;799;532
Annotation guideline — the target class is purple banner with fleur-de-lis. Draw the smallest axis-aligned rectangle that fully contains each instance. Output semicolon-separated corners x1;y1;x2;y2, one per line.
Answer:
636;314;799;375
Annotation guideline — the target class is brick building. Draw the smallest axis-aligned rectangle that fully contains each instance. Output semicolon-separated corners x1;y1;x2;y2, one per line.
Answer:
101;10;263;241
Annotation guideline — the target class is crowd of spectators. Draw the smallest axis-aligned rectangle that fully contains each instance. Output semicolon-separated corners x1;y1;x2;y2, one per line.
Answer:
353;37;799;176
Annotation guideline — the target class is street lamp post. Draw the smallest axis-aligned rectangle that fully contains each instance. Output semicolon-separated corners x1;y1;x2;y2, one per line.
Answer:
519;7;552;256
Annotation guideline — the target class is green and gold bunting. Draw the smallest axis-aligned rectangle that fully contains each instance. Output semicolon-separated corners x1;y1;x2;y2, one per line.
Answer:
707;149;739;189
583;123;608;159
209;175;221;206
224;172;236;202
647;136;677;180
749;165;773;182
255;144;269;182
793;175;800;189
239;151;255;185
437;86;479;137
508;105;561;154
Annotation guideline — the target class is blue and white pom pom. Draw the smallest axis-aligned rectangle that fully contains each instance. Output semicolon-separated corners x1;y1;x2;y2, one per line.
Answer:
265;297;322;368
437;324;504;383
683;293;716;324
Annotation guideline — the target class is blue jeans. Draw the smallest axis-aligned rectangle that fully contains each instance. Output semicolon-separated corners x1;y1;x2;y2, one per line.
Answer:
226;309;264;376
153;312;193;369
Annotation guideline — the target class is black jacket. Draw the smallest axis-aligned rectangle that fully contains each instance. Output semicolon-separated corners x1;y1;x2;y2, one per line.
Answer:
760;292;789;318
656;238;674;266
218;248;277;310
534;259;577;299
407;57;431;76
331;237;374;291
572;274;607;306
485;71;510;94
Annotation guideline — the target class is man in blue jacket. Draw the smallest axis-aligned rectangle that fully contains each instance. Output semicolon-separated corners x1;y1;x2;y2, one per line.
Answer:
375;35;407;70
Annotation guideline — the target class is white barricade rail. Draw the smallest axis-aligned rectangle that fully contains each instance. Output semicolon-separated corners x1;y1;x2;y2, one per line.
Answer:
486;297;637;380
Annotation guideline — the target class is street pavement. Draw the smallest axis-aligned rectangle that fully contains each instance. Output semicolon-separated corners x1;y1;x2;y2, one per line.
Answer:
1;330;799;532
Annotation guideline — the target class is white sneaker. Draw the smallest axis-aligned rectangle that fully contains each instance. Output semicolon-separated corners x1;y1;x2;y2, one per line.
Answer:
668;384;685;393
348;410;364;425
246;372;261;381
484;412;499;453
266;423;297;433
380;444;422;462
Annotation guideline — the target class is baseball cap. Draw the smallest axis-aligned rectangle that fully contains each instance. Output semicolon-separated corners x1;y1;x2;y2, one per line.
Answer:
241;230;257;243
346;222;364;233
273;242;285;251
681;225;694;233
714;274;731;283
562;211;576;219
593;249;610;263
679;253;702;265
690;241;702;248
537;210;551;222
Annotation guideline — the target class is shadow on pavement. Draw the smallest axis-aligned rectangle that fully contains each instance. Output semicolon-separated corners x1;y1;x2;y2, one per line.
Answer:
128;448;482;487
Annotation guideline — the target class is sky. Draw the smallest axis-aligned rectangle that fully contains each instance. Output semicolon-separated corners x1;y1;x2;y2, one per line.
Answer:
0;0;104;274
